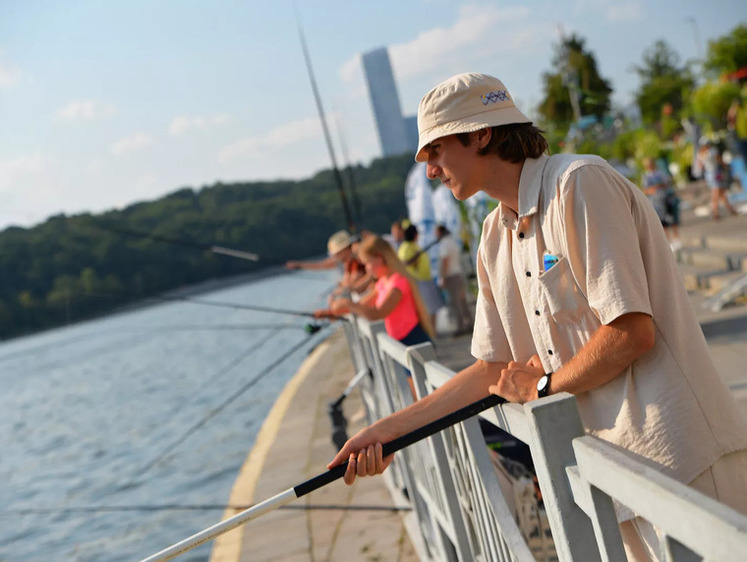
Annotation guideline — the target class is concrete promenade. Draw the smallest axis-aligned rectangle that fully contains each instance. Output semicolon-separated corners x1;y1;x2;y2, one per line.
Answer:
214;195;747;561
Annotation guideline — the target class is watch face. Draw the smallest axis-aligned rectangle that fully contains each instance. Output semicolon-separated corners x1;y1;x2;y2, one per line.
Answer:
537;375;548;392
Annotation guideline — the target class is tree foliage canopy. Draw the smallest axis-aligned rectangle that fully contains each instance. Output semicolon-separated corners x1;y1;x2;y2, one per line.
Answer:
538;33;613;129
633;40;695;125
704;24;747;76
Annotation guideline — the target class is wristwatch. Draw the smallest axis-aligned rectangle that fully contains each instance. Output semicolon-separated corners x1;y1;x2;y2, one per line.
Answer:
537;373;552;399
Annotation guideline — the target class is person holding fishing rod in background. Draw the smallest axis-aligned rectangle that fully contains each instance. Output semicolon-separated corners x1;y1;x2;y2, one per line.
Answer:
328;235;435;398
328;72;747;561
285;230;371;319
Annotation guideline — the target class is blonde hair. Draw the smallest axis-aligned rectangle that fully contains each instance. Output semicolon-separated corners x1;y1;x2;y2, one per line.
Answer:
359;236;436;340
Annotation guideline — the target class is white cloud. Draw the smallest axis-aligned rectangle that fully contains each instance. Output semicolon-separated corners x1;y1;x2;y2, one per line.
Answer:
391;5;533;77
56;100;116;122
111;133;154;155
573;0;642;22
607;4;641;22
0;154;46;192
169;114;229;135
0;50;20;89
218;116;321;163
340;5;538;87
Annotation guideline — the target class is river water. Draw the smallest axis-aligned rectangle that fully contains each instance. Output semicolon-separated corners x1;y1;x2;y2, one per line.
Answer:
0;269;338;561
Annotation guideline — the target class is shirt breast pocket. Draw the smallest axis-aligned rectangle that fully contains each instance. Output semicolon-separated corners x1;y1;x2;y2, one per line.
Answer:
537;257;588;324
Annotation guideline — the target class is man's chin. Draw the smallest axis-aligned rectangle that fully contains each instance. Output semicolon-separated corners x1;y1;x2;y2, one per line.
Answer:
448;185;469;201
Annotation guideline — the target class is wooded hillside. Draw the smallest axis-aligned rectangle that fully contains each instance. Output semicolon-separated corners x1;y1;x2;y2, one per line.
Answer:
0;153;414;339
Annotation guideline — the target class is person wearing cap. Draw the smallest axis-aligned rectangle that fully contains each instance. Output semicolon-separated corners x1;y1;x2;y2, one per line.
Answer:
328;72;747;560
286;230;367;317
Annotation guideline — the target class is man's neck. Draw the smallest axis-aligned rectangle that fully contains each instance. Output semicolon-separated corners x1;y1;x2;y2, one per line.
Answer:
481;158;524;213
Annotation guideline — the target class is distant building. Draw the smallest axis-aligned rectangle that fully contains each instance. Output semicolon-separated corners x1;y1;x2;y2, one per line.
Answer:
361;47;413;156
403;115;419;154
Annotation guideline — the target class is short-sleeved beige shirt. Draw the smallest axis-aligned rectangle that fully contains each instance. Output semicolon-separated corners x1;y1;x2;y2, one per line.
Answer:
471;153;747;486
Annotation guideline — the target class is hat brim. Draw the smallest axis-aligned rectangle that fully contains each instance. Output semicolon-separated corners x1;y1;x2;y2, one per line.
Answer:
328;243;352;256
415;106;531;162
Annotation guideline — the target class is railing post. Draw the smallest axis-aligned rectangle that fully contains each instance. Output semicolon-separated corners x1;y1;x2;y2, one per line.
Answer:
407;343;472;561
524;393;601;562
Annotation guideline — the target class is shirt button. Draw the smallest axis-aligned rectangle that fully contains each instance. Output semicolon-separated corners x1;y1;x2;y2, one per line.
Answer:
535;310;540;316
526;271;531;277
548;350;554;355
518;232;525;239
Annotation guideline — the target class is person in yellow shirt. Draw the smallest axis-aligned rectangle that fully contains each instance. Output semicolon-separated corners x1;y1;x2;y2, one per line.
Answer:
397;223;443;331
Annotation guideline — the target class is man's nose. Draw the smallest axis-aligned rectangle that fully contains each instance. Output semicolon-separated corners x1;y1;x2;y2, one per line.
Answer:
426;162;441;180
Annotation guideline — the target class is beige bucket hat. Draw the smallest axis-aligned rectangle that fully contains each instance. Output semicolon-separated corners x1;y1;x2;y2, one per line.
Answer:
327;230;353;256
415;73;531;162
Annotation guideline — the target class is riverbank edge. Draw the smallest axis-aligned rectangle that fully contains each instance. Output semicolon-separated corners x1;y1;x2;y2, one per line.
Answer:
208;328;339;562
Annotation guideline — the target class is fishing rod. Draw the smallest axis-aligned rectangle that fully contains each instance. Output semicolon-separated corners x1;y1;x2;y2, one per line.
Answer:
332;109;362;223
110;323;324;334
295;7;355;233
85;221;259;261
83;289;337;323
141;393;507;561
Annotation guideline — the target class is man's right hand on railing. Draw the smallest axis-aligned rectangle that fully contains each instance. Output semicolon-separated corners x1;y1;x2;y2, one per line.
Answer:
327;422;400;485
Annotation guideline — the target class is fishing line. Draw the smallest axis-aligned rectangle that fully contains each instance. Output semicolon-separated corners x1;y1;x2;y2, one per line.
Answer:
0;503;410;515
180;328;283;409
83;221;259;262
84;289;336;320
137;329;329;475
110;323;324;334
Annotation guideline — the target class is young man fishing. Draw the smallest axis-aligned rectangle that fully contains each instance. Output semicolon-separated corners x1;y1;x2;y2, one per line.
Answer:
328;72;747;560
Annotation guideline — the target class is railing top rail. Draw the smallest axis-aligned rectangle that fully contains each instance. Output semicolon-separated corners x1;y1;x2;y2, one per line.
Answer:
354;317;384;339
376;333;409;366
573;436;747;558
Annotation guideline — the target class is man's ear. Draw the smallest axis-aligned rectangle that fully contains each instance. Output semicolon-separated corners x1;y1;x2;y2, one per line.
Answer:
473;128;492;150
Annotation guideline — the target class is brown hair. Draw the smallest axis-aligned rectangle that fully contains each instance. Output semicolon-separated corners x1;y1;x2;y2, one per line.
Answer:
456;123;548;163
358;235;436;340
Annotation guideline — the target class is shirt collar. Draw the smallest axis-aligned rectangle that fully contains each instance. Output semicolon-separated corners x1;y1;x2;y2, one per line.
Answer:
497;153;549;230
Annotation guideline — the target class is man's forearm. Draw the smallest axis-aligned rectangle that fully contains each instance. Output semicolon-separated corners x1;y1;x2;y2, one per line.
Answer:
377;359;505;436
550;313;655;395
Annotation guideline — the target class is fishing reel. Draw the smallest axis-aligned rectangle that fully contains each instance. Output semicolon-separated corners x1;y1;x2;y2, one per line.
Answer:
328;398;348;451
304;323;323;334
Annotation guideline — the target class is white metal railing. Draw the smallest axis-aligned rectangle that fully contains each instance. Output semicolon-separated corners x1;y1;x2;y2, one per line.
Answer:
342;316;747;561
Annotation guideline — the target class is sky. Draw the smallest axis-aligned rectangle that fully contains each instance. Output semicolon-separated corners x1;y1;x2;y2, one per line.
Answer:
0;0;744;229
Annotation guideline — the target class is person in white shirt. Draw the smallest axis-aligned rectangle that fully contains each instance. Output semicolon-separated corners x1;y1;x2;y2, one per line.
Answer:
436;224;472;334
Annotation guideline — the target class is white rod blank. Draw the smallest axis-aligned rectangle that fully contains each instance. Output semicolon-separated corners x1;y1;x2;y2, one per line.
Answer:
140;488;296;562
210;245;260;262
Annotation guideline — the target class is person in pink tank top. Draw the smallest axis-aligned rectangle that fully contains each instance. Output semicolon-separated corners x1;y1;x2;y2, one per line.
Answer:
330;235;434;343
330;235;435;396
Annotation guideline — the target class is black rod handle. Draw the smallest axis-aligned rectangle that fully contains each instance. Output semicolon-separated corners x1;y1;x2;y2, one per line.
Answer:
294;394;506;497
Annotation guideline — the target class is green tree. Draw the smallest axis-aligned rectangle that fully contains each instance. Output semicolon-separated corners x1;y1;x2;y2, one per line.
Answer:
538;34;613;130
691;80;742;130
633;40;695;129
703;24;747;77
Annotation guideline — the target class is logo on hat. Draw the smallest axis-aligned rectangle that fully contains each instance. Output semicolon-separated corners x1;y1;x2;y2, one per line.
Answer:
481;90;510;105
